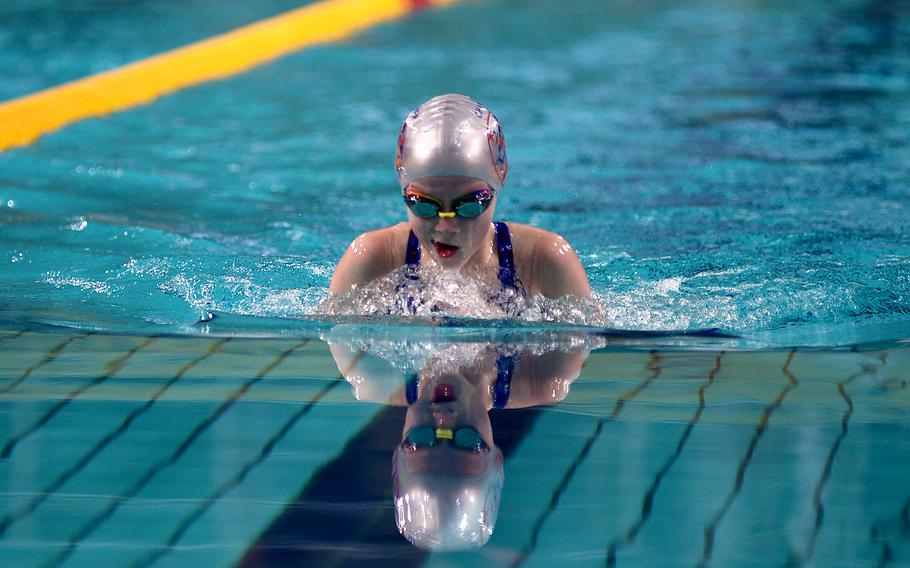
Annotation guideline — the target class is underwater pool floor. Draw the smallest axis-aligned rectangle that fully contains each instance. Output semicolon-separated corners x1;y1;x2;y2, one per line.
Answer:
0;329;908;567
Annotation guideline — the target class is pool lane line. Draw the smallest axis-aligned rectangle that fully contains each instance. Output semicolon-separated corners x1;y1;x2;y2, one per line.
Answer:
238;399;543;566
512;351;663;568
0;338;231;538
47;338;310;568
138;377;343;568
0;330;26;342
0;332;87;396
240;405;425;567
868;351;909;568
606;352;725;567
698;350;800;568
0;335;153;460
0;0;457;153
140;349;365;567
239;375;543;567
787;366;863;567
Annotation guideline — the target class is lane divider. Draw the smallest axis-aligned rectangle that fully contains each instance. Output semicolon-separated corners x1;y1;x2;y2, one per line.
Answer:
0;0;456;152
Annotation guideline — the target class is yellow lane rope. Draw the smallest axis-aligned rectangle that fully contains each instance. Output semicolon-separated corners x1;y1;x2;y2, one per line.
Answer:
0;0;456;152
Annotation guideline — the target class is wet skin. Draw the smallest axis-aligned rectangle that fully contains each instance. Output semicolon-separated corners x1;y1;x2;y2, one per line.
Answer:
400;366;497;476
402;367;495;447
328;175;591;299
404;176;500;272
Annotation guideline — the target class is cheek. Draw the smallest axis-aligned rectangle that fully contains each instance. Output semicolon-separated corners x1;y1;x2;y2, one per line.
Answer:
471;223;489;245
469;211;495;242
407;215;432;236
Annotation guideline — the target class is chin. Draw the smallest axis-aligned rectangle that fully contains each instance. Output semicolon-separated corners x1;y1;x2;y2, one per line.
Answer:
434;255;463;268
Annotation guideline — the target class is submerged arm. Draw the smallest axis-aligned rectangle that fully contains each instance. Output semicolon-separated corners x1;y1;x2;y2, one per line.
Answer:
506;348;589;407
327;341;409;406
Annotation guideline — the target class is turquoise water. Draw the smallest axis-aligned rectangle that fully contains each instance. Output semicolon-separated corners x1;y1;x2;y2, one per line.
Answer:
1;0;910;566
1;0;909;345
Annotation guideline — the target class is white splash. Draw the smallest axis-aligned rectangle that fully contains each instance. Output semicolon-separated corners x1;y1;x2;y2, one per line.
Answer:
318;265;606;325
43;273;115;295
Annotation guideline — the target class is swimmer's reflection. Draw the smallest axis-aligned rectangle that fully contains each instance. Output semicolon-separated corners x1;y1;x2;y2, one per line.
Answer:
327;337;588;550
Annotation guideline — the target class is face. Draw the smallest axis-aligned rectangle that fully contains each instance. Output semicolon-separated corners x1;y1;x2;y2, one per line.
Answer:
395;358;502;508
404;176;498;269
403;366;494;446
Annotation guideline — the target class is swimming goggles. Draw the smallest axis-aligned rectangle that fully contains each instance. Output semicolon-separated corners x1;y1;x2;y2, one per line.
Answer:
403;189;494;219
401;426;490;454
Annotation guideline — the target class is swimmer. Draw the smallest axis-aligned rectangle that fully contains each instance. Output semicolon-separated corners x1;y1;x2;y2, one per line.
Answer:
329;94;591;308
324;334;588;549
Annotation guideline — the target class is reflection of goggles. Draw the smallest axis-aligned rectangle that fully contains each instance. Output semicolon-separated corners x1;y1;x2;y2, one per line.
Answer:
403;189;494;219
402;427;490;454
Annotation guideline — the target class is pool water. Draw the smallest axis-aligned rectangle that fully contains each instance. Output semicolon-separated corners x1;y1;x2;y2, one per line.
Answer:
0;330;908;567
1;0;910;565
2;0;910;344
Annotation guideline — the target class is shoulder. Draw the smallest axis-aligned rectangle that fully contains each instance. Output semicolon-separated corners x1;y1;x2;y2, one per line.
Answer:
505;222;591;298
505;348;588;407
505;223;572;255
329;223;411;295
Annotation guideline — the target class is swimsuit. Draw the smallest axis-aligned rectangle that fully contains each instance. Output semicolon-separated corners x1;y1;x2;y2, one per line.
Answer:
404;221;525;296
405;354;514;409
401;221;522;408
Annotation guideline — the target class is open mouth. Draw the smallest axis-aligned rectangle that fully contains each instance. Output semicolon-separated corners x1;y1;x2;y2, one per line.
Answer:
432;383;457;403
432;240;459;258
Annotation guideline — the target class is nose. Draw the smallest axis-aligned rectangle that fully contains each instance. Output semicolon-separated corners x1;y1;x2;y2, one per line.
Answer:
434;215;459;233
433;407;457;428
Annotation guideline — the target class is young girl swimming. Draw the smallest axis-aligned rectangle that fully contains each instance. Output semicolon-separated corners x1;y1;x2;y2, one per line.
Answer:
329;94;590;311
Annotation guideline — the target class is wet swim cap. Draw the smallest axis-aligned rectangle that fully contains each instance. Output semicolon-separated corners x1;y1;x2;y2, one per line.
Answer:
396;94;508;191
393;446;504;550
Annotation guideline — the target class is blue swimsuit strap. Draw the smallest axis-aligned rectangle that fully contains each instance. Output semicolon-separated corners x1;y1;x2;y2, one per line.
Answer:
403;357;514;408
492;353;515;409
493;221;519;291
405;372;419;405
405;221;517;284
405;230;421;266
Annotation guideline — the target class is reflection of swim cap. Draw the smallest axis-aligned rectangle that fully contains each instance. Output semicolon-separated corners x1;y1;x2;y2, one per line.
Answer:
392;446;504;550
396;94;509;191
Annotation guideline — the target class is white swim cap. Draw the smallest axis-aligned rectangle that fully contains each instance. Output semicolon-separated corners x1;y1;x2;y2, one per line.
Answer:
393;446;503;550
395;94;508;191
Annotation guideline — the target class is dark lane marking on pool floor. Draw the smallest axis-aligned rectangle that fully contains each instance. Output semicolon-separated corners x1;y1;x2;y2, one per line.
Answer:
698;350;800;568
0;338;230;537
0;330;26;342
512;352;663;567
0;333;90;396
45;339;309;568
0;335;152;459
239;399;542;567
607;352;725;566
139;377;342;567
239;405;425;568
787;367;863;567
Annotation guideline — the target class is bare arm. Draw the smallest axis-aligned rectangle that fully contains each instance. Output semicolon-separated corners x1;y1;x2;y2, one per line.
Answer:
329;226;401;295
506;348;589;407
532;232;592;299
327;341;409;405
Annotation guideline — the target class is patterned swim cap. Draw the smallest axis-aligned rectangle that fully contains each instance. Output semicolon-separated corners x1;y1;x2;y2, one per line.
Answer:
395;94;508;191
